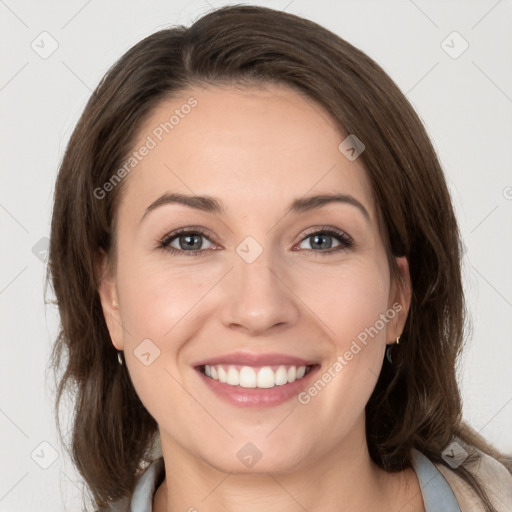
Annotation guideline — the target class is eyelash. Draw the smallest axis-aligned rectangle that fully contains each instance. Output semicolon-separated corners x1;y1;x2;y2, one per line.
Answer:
156;226;354;257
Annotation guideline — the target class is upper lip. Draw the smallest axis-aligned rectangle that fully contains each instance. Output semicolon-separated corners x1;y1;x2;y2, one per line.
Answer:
193;352;318;368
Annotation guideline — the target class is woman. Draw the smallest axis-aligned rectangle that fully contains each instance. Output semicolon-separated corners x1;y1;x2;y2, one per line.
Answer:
47;4;512;511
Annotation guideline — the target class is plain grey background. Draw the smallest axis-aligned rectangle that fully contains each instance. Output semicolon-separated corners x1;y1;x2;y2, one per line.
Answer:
1;0;511;510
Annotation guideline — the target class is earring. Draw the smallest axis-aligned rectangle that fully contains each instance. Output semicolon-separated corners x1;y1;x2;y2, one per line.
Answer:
386;336;400;364
112;300;119;309
117;351;123;366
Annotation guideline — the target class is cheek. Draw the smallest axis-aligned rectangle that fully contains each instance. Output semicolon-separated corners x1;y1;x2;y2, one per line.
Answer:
115;256;209;428
297;257;391;348
296;258;390;404
117;254;212;341
301;260;390;415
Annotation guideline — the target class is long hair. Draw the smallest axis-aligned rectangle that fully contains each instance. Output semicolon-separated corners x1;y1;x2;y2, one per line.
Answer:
47;4;511;510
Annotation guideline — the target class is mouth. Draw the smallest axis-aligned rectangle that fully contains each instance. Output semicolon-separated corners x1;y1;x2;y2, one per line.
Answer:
198;363;315;389
192;352;320;407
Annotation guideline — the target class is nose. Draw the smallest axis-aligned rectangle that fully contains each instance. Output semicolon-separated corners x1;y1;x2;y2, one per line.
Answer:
218;247;300;337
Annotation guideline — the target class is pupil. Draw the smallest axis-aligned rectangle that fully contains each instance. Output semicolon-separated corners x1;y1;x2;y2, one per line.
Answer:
312;234;331;250
182;234;201;250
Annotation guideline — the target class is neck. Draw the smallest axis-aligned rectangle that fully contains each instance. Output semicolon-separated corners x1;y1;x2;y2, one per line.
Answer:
153;418;420;512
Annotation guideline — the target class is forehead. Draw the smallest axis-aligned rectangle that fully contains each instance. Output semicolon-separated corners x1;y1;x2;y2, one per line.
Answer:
121;83;376;222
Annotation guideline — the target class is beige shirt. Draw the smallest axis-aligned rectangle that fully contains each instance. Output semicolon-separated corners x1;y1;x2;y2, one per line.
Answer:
434;450;512;511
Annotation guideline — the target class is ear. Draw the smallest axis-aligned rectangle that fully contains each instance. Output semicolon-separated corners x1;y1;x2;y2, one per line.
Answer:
387;256;411;342
96;249;125;351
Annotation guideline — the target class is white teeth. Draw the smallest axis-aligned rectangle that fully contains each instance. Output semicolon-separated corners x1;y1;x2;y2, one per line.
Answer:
202;364;311;388
218;366;227;383
239;366;257;388
257;367;275;388
226;367;240;385
275;365;288;385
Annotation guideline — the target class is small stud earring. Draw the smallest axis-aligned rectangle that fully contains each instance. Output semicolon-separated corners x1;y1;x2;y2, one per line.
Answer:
117;351;123;366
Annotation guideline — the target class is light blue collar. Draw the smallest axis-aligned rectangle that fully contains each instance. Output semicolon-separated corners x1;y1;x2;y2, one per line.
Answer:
410;448;462;511
130;457;164;512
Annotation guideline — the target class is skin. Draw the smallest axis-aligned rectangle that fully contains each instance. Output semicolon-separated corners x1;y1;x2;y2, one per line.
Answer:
97;83;424;511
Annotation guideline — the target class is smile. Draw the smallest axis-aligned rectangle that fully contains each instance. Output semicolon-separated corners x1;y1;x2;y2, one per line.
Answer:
201;364;313;389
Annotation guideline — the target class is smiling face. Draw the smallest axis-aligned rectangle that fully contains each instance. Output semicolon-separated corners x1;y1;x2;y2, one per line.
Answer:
97;82;410;475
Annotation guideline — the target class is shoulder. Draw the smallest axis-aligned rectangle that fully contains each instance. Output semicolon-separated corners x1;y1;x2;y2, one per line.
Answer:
434;447;512;512
95;457;165;512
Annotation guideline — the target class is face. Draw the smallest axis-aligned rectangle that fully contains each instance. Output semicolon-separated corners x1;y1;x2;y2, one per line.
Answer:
98;83;410;474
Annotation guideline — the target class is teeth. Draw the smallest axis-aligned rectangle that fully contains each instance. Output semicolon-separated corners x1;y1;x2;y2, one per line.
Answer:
227;367;240;386
257;367;275;388
275;366;288;385
202;364;311;388
240;366;257;388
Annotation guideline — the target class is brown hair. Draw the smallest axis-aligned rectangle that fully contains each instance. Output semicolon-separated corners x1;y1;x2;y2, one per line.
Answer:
47;4;511;510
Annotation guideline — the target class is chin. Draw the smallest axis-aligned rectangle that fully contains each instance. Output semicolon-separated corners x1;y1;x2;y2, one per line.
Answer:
190;434;312;476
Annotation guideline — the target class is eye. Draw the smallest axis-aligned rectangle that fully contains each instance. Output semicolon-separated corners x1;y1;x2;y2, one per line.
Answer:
296;226;353;255
157;227;216;256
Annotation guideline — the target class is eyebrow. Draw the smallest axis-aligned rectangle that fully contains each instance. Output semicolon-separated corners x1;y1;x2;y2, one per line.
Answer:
140;192;371;224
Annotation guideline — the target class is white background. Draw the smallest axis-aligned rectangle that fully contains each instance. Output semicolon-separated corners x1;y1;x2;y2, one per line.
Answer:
1;0;511;510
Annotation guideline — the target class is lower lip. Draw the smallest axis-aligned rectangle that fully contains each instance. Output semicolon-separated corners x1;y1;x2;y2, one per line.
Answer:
196;365;320;408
